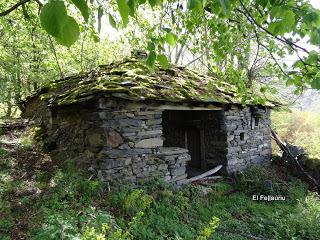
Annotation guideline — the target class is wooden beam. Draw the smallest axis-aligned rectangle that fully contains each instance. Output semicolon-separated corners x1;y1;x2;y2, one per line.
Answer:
271;128;320;191
200;129;206;170
150;104;224;111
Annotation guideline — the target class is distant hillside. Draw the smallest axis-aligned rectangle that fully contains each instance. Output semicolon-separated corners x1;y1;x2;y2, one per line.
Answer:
294;90;320;112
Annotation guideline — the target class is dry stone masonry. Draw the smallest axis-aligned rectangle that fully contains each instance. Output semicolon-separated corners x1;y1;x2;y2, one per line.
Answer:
224;105;272;173
36;97;272;184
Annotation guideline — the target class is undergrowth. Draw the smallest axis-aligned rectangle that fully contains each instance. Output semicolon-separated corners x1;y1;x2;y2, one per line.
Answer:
1;143;319;239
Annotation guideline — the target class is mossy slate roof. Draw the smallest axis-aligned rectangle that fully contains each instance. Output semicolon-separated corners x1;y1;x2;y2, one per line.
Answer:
33;57;280;107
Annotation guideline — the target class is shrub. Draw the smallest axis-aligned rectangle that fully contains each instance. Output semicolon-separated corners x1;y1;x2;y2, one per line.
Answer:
196;216;220;240
20;127;41;150
273;192;320;239
82;211;146;240
32;208;116;240
0;199;14;232
124;189;153;216
235;165;307;201
30;168;108;239
0;147;14;171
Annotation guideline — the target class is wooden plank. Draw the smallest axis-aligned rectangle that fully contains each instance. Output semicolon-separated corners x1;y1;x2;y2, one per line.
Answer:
186;165;223;183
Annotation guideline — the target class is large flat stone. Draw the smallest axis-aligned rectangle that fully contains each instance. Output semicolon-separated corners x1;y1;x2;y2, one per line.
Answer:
135;138;163;148
137;130;162;136
154;147;189;156
102;149;152;158
146;118;162;126
170;167;186;176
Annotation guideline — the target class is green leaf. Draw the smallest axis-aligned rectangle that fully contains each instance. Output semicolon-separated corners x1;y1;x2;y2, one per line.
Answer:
283;10;296;30
127;0;136;17
148;0;160;8
146;51;156;66
165;33;177;46
40;1;81;46
218;0;230;15
304;11;318;23
92;33;100;43
157;54;169;69
117;0;130;26
40;1;68;38
306;50;319;63
310;29;320;45
269;9;296;35
286;78;295;86
311;77;320;89
108;14;117;29
187;0;202;10
147;41;155;51
257;0;268;8
270;6;281;20
268;22;283;35
70;0;89;22
56;16;80;47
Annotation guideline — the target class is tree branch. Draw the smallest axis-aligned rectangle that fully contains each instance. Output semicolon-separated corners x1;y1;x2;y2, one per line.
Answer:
48;36;64;79
253;28;289;78
237;0;310;55
0;0;32;17
175;45;184;64
185;54;204;67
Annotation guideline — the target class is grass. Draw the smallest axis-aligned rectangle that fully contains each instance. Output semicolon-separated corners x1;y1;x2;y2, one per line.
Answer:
1;141;320;240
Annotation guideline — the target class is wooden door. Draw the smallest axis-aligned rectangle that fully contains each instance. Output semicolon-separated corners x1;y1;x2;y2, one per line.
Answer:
186;127;201;169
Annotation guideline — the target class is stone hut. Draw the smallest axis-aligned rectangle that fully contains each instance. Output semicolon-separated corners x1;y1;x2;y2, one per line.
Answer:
22;56;280;184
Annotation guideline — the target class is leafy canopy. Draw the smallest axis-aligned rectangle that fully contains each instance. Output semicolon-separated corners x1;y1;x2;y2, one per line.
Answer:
1;0;320;93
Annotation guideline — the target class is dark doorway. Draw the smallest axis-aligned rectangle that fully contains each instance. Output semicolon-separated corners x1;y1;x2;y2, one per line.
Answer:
162;110;205;174
162;110;227;176
186;127;201;169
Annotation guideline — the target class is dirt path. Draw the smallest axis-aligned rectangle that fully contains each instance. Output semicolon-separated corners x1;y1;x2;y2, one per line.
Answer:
0;127;55;240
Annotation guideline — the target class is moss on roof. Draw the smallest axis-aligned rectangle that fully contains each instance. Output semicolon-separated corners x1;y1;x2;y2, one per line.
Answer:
30;57;281;107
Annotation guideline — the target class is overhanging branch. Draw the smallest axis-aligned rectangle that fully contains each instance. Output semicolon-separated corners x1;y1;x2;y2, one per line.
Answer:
0;0;32;17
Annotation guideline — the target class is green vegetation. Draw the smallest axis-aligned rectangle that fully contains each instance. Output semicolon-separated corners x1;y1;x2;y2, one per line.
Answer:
19;126;43;151
272;110;320;159
2;0;320;93
1;143;319;240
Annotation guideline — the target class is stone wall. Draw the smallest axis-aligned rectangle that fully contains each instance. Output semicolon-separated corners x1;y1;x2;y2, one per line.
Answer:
224;105;272;173
29;96;272;183
46;97;191;184
203;111;228;169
